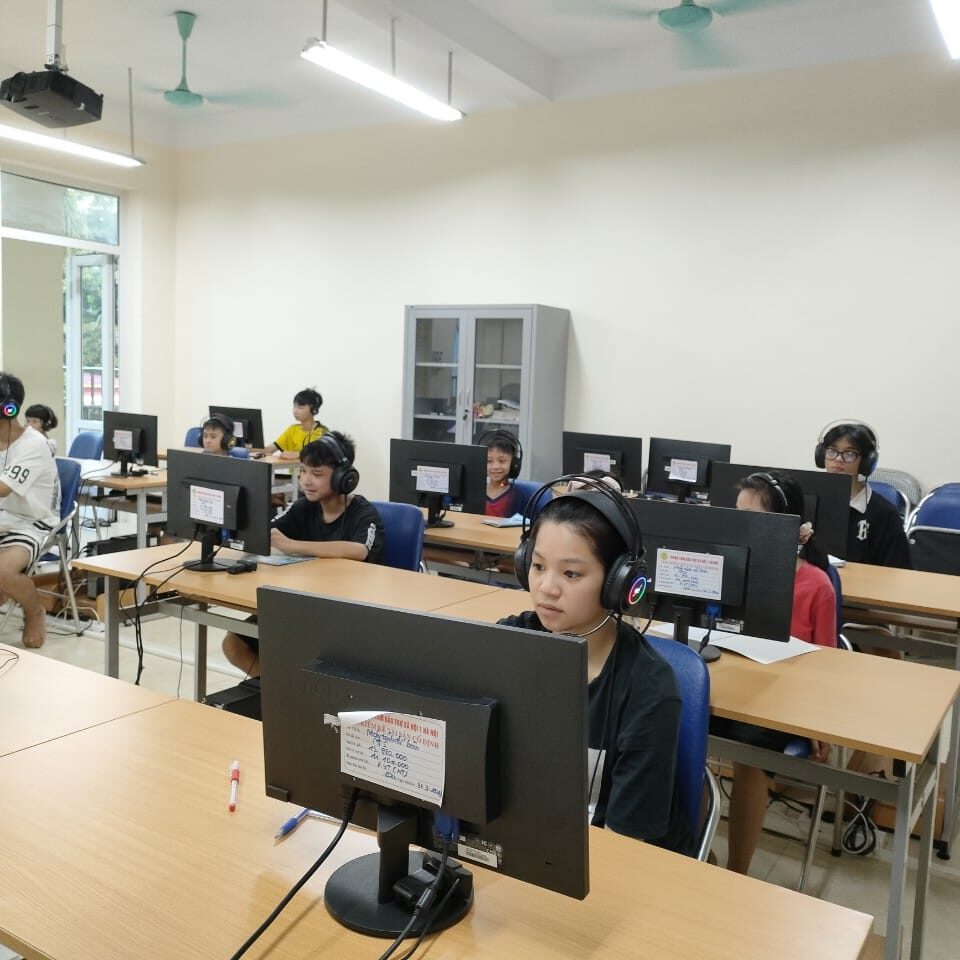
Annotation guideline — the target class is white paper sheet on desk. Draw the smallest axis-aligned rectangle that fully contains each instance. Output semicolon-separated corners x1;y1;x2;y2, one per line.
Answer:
256;553;312;566
481;513;524;527
648;624;822;664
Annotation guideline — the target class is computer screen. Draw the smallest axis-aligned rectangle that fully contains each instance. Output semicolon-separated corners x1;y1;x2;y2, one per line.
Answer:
388;438;487;527
708;463;851;560
165;449;273;571
562;431;644;494
208;404;265;449
258;589;589;938
628;498;798;646
645;437;732;501
102;411;159;476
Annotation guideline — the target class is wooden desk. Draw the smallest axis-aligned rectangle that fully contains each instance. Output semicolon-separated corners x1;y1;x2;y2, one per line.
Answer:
74;461;168;549
0;643;172;758
0;698;872;960
422;510;523;554
73;543;502;698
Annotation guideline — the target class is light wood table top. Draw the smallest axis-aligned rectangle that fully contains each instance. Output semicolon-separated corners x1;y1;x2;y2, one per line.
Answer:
0;698;872;960
73;542;503;615
840;562;960;619
0;644;172;758
421;510;523;553
74;464;167;491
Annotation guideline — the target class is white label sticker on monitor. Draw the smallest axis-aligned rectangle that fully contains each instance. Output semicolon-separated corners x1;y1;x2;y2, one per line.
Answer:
667;458;699;483
189;484;226;526
339;710;445;806
414;465;450;495
583;452;613;473
233;422;244;439
113;429;134;453
654;548;723;601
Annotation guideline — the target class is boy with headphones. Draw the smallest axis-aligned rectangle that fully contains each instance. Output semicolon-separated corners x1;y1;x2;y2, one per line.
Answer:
481;429;523;517
815;421;910;567
268;387;328;461
221;431;385;676
0;373;60;649
198;413;235;455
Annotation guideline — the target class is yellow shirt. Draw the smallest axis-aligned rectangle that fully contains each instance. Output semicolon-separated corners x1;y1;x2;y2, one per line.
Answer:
273;421;327;452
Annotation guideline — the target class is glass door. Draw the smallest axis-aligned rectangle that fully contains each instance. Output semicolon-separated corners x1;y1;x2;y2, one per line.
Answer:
410;314;463;443
470;314;525;445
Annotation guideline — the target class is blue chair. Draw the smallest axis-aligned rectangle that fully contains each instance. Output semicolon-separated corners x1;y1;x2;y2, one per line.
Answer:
869;480;909;525
0;458;83;635
907;484;960;575
371;501;425;572
228;446;250;459
184;426;202;447
646;635;720;861
67;430;104;459
512;478;552;519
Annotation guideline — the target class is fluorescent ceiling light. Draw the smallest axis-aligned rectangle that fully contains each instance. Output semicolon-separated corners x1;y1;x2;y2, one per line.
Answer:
930;0;960;59
0;122;143;167
301;40;462;122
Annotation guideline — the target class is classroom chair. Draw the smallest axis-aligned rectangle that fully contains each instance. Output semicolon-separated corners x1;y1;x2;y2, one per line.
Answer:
371;500;425;572
512;478;552;519
184;426;202;447
67;430;104;460
869;480;909;525
646;635;721;861
0;458;83;636
870;467;923;513
906;484;960;575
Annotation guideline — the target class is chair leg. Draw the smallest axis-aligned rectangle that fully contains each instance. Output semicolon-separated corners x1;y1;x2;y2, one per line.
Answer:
798;784;828;892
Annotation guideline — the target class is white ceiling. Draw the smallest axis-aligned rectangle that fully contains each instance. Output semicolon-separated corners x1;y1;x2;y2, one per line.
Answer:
0;0;951;150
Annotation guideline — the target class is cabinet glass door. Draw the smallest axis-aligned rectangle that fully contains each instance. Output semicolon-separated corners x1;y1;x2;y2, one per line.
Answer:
471;315;524;444
411;315;461;443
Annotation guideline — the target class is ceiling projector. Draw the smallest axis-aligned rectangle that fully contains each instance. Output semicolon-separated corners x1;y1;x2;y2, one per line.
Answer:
1;68;103;128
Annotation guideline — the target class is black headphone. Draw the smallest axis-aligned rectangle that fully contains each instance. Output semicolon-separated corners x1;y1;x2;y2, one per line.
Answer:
25;404;56;431
515;474;648;615
0;374;21;420
815;420;879;477
297;388;323;416
479;429;522;480
316;433;359;496
198;414;236;451
745;472;789;512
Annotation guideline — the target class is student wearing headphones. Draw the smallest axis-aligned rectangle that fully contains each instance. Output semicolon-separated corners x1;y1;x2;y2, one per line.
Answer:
24;404;58;453
221;431;384;676
498;478;692;854
481;430;523;517
815;421;910;568
269;387;328;461
0;373;60;650
198;413;235;455
718;470;837;876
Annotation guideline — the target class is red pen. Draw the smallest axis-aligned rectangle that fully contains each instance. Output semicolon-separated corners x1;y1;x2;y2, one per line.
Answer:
228;760;240;812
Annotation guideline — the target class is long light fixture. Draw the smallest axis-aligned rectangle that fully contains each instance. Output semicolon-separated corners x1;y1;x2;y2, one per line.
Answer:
300;2;462;123
930;0;960;59
0;121;142;167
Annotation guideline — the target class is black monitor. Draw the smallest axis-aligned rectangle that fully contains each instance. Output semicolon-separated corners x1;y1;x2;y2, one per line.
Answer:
208;404;264;449
389;438;487;528
562;431;644;494
258;590;588;938
102;410;158;476
709;463;851;560
645;437;732;502
165;449;274;571
628;498;798;655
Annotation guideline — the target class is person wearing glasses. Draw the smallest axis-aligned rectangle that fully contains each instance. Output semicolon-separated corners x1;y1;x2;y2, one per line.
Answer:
817;422;910;568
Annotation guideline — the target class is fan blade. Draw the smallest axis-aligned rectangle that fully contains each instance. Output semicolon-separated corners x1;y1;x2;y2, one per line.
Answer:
709;0;802;16
203;89;295;109
556;0;659;19
674;30;739;69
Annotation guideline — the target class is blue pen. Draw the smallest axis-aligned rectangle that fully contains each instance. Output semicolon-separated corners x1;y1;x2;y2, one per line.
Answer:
275;807;311;841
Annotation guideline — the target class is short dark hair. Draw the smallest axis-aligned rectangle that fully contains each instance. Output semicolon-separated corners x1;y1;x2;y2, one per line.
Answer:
0;372;25;408
294;388;323;414
822;423;876;460
530;494;626;576
301;430;355;469
25;403;58;431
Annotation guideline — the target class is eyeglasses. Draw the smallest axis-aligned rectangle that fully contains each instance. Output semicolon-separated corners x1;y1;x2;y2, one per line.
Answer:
824;447;860;464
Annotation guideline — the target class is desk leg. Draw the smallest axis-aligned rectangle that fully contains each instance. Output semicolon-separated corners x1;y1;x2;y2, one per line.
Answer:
938;620;960;857
885;763;915;960
911;739;940;960
136;491;147;550
104;576;119;678
193;603;208;702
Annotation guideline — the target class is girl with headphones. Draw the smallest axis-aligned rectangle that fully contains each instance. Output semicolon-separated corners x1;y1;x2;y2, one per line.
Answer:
498;479;693;854
269;388;328;461
718;470;837;876
24;404;58;454
481;430;523;518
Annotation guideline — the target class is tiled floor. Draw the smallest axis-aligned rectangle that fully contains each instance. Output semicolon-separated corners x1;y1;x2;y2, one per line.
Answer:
2;515;958;959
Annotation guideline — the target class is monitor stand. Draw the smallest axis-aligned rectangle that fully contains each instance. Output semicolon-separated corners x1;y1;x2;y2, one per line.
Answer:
184;528;230;572
111;452;132;477
324;805;473;937
673;605;721;662
423;494;454;528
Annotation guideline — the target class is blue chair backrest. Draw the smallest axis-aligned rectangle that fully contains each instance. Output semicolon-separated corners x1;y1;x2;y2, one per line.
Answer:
228;445;250;459
869;481;908;521
911;485;960;531
646;635;710;841
184;426;202;447
824;563;844;637
512;479;552;519
68;430;104;459
372;501;425;571
55;457;82;521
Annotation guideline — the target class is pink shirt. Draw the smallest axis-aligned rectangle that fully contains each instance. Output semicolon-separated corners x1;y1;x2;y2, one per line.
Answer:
791;562;838;647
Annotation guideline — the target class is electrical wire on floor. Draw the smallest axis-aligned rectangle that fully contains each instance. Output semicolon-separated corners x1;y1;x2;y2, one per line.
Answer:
227;789;360;960
841;788;878;856
0;648;20;677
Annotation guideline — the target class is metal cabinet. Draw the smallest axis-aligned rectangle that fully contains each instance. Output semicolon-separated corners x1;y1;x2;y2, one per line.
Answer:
402;305;569;481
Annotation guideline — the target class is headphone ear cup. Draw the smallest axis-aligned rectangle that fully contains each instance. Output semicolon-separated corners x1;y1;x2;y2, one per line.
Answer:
514;537;533;592
337;464;360;495
601;555;648;614
814;443;826;469
862;449;878;477
509;446;522;480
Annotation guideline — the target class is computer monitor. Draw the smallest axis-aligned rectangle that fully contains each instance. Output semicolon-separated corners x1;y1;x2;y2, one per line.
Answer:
709;463;851;560
562;431;644;494
628;498;798;654
389;438;487;527
258;589;589;938
102;410;159;476
645;437;732;502
208;404;264;449
165;449;273;571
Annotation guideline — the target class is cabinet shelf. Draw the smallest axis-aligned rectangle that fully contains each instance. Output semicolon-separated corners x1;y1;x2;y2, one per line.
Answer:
413;414;456;421
474;363;522;371
415;361;458;368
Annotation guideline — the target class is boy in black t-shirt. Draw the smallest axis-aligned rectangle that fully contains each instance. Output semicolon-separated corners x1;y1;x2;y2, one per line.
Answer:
221;432;385;676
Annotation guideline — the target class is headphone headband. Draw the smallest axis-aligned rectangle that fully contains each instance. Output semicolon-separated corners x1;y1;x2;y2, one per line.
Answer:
313;433;360;495
744;472;789;512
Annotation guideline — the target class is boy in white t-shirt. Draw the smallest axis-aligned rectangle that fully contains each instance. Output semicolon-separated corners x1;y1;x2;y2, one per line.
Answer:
0;373;61;649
